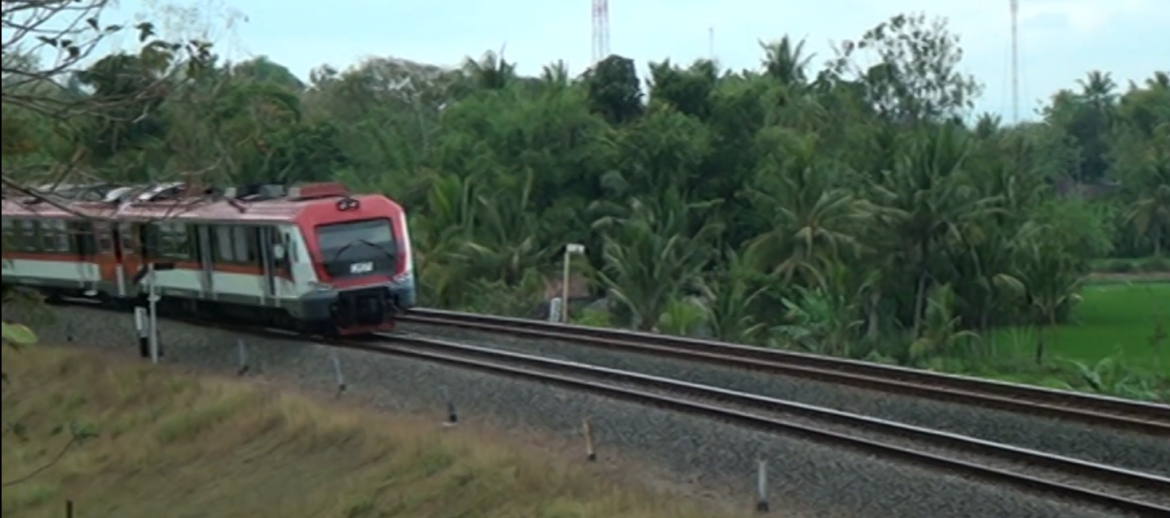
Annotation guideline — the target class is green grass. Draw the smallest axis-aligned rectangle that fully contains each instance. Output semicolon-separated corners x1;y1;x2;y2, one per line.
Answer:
991;282;1169;375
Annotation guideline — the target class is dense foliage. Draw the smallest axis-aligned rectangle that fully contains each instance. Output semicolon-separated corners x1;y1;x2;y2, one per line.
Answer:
3;8;1167;391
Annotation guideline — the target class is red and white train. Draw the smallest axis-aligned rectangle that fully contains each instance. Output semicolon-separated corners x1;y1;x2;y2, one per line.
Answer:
1;181;416;336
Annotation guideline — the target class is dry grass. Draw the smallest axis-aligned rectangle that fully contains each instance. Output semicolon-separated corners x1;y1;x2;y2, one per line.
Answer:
1;346;736;518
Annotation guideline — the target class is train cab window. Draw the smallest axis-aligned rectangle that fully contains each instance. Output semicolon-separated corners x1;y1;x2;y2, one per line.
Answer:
315;219;397;278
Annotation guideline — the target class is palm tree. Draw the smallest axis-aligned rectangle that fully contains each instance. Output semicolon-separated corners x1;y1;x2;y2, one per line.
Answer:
460;49;515;92
1131;182;1170;257
593;192;723;331
759;36;813;87
743;130;869;288
874;124;987;336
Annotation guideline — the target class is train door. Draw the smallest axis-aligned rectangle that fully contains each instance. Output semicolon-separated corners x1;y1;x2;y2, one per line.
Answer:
196;225;214;299
257;226;277;306
90;221;117;295
271;227;293;299
110;222;140;297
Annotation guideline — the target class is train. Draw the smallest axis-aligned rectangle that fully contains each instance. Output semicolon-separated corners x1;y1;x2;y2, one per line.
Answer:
1;181;416;336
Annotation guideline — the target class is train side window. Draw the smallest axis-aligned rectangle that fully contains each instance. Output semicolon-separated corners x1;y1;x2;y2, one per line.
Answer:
232;226;257;263
39;220;55;251
20;220;37;252
94;222;113;253
56;220;70;253
152;220;190;260
118;223;137;254
53;220;70;253
214;225;236;262
1;219;14;250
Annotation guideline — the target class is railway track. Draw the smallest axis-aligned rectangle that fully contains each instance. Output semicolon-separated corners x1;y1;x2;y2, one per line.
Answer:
325;332;1167;517
20;302;1168;517
397;308;1170;436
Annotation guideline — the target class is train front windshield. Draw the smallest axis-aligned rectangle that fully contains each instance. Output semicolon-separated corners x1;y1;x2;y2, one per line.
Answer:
316;219;398;279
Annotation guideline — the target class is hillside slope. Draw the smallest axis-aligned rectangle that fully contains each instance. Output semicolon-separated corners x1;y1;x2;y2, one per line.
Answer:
1;346;730;518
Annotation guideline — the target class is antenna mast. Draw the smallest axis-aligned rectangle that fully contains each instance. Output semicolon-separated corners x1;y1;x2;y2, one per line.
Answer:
592;0;610;64
1010;0;1020;122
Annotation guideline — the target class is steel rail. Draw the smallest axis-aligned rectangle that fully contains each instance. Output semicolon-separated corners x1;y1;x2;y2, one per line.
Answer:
110;312;1167;516
398;308;1170;435
326;332;1168;517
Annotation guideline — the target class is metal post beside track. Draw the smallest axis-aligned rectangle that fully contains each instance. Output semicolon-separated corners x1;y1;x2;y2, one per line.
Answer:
134;306;148;359
561;243;585;323
756;458;769;513
148;262;159;364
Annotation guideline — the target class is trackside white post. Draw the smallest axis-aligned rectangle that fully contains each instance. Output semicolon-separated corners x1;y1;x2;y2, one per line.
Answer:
441;386;457;427
756;458;769;513
134;306;148;358
561;253;570;322
330;353;346;395
147;262;160;364
561;243;585;323
548;297;562;323
582;418;596;461
237;339;249;375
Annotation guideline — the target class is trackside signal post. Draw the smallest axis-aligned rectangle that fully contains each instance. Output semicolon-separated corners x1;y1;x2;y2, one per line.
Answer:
133;262;175;363
561;243;586;323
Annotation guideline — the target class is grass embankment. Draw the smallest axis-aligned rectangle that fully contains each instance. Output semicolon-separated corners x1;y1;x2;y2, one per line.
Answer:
2;346;728;518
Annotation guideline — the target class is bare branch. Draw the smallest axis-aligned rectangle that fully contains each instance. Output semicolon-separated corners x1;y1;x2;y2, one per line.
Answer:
0;435;77;488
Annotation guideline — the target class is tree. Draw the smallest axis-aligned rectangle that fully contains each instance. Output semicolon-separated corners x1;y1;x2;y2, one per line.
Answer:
5;6;1165;400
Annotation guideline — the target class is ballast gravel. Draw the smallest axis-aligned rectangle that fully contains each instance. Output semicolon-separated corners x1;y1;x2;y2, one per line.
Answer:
11;304;1140;518
398;321;1170;478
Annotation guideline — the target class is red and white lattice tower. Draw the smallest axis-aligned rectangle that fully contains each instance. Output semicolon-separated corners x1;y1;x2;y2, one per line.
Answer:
1010;0;1020;123
592;0;610;64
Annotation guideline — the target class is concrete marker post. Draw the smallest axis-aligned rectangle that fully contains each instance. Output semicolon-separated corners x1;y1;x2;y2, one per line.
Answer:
237;339;249;375
147;263;160;364
134;306;149;359
756;458;769;513
330;353;346;396
440;386;458;427
582;418;597;461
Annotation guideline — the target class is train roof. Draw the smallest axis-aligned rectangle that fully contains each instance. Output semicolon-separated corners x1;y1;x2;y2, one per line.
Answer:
0;181;403;224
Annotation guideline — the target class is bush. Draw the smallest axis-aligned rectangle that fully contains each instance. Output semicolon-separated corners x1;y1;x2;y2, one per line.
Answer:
1138;256;1170;273
1103;258;1137;273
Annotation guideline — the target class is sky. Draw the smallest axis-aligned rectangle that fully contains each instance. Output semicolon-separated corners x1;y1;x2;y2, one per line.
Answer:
60;0;1170;120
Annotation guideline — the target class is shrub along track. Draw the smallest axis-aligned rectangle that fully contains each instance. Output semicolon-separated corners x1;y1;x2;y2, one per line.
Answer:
397;308;1170;437
217;323;1169;517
